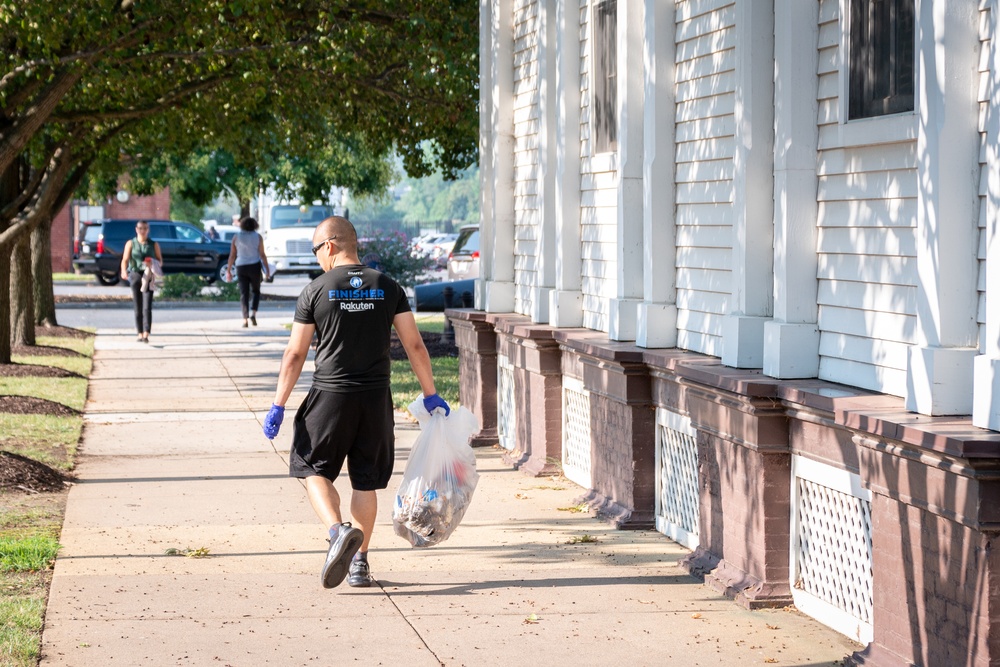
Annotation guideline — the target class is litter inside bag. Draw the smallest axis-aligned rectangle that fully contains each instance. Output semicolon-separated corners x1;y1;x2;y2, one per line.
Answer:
392;398;479;547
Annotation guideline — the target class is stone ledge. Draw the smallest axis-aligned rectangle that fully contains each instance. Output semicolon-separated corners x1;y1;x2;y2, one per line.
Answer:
444;307;489;323
552;329;647;363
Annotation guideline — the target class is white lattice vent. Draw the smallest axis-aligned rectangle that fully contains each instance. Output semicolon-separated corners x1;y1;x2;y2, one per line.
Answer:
654;409;699;550
561;377;592;488
790;455;873;645
497;354;516;451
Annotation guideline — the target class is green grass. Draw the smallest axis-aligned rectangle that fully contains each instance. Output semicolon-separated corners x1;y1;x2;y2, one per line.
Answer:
51;272;92;282
0;333;92;667
0;592;45;666
10;354;91;377
35;335;94;358
391;356;459;411
0;536;59;573
0;377;87;412
413;313;445;334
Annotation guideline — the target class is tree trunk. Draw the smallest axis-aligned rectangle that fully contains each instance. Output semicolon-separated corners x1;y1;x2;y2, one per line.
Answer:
0;248;10;363
240;200;251;218
31;219;57;327
10;232;34;347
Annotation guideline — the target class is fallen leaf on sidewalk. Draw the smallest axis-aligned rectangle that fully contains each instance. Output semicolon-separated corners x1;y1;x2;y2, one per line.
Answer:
766;623;779;630
763;659;778;664
164;547;211;558
515;493;529;499
557;504;590;513
566;534;598;544
524;613;540;624
691;613;702;619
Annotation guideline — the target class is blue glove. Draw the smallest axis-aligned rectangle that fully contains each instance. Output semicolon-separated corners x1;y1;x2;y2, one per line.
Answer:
423;393;451;416
263;404;285;439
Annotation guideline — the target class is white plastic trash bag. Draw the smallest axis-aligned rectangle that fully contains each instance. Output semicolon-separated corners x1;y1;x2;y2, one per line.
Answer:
393;398;480;547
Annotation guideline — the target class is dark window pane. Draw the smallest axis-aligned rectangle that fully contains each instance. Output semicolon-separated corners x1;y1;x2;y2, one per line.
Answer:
593;0;617;153
849;0;915;120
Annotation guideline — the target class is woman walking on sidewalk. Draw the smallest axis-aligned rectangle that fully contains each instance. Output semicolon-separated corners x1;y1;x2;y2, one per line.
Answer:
225;216;271;327
119;220;163;343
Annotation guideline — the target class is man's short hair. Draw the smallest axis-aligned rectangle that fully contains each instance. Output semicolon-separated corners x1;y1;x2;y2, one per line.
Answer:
314;216;358;253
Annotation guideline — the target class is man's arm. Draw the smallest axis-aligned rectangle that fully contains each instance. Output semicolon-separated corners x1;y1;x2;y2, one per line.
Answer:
393;311;436;397
273;321;316;407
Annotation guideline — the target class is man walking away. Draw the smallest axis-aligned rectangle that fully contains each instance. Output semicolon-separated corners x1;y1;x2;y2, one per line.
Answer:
262;216;450;589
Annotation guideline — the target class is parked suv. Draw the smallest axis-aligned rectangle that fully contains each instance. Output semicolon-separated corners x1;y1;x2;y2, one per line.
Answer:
74;219;232;285
447;225;480;281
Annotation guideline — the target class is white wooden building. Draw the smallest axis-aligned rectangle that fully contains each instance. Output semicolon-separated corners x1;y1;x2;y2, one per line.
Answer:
449;0;1000;665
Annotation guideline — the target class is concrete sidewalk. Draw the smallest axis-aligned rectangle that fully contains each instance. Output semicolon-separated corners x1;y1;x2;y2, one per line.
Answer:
41;317;860;666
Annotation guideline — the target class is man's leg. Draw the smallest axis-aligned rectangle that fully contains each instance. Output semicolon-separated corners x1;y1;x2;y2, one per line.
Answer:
304;475;343;528
350;489;377;552
305;475;363;589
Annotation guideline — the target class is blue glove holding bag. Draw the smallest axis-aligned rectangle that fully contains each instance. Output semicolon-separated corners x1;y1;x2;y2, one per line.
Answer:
263;404;285;439
423;393;451;416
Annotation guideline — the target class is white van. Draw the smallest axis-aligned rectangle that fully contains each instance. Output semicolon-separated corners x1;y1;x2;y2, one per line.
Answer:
259;203;335;278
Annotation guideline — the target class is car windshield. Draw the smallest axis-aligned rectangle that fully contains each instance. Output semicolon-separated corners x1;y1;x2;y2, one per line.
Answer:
269;205;333;229
452;229;479;254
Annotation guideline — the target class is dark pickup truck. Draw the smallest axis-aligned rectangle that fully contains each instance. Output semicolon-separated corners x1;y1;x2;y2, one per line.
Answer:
74;219;233;285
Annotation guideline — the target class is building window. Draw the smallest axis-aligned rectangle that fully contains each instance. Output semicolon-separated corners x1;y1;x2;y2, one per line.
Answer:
592;0;617;153
849;0;915;120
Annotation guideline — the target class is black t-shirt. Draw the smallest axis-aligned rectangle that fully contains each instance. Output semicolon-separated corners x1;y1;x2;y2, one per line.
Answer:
293;264;410;392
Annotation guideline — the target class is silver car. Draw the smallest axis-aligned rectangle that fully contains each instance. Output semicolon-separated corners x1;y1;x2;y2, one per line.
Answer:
447;225;480;281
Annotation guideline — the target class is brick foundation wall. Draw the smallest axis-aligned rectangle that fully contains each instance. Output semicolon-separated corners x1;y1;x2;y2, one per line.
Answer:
556;331;656;529
447;309;498;447
490;315;563;477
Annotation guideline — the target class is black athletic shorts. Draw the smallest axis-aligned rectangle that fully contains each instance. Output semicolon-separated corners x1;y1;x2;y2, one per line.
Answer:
288;386;395;491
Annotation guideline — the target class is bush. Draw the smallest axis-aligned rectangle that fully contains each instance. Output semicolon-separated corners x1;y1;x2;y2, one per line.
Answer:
158;274;204;299
359;231;435;289
157;274;239;301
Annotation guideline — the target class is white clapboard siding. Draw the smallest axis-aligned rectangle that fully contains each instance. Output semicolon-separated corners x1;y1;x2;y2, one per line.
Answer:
513;0;540;317
978;3;991;352
814;0;918;396
674;0;735;357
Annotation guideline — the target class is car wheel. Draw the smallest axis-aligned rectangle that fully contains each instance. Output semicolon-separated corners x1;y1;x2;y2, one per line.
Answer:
216;261;229;284
96;271;120;286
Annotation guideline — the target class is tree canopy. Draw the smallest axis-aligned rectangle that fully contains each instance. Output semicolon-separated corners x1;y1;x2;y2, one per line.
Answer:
0;0;479;360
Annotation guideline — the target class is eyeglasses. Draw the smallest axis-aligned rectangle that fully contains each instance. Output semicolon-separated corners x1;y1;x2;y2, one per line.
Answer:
311;236;337;255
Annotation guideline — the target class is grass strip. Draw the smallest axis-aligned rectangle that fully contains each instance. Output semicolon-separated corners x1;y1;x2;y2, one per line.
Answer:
0;535;60;573
0;593;45;666
35;335;95;358
391;356;459;411
0;377;87;412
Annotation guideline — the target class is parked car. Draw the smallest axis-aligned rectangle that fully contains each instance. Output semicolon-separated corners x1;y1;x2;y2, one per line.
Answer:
447;225;480;281
74;219;233;285
214;226;241;243
411;232;457;259
413;279;477;311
